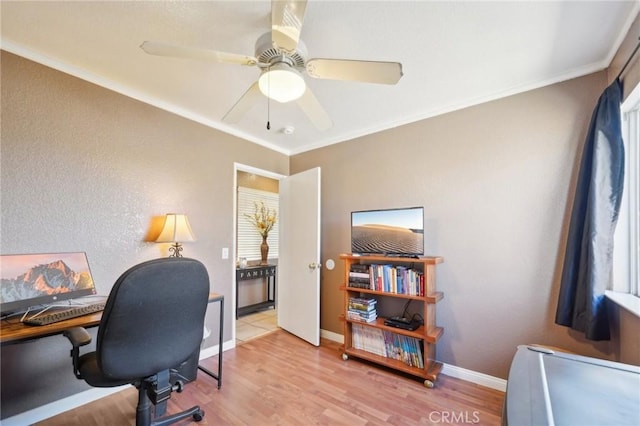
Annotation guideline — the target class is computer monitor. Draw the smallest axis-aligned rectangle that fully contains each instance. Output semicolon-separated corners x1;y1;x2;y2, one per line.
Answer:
0;252;97;315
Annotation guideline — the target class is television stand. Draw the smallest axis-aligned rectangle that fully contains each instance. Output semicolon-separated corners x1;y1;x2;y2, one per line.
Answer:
339;253;444;388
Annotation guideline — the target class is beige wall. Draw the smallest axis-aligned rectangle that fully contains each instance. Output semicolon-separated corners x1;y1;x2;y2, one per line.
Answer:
237;171;279;193
292;70;637;379
0;51;289;418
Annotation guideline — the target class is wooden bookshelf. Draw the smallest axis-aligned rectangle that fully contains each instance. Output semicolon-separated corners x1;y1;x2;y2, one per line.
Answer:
339;253;444;387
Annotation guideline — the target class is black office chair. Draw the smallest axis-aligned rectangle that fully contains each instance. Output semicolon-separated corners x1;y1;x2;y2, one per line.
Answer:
63;257;210;426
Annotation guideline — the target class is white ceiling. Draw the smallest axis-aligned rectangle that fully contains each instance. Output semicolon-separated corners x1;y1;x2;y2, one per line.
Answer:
2;1;638;155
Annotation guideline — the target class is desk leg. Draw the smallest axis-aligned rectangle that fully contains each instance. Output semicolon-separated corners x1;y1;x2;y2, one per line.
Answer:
198;297;223;389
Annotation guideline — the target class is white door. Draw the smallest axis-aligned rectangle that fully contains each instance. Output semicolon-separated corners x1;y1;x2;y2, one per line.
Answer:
277;167;321;346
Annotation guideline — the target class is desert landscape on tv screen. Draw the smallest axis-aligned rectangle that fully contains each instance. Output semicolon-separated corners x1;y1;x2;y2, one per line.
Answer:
352;224;423;255
352;209;423;255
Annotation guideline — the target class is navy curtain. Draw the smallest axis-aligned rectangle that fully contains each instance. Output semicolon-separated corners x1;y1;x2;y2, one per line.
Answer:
555;78;625;341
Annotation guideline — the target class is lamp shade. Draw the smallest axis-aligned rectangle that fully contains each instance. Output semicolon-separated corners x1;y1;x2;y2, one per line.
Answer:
258;64;306;103
155;214;196;243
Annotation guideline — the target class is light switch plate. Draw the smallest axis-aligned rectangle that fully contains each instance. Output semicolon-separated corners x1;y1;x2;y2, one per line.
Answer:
222;247;229;259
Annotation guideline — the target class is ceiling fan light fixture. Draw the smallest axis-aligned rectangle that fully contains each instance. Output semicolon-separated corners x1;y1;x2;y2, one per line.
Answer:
258;63;306;103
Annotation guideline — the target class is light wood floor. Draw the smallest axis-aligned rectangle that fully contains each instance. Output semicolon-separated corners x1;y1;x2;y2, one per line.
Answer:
235;308;278;344
37;330;504;425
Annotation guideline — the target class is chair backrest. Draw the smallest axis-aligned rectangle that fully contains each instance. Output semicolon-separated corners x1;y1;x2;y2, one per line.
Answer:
97;257;210;380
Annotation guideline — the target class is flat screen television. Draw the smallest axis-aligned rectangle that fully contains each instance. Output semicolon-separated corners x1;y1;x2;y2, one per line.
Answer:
0;252;97;315
351;206;424;257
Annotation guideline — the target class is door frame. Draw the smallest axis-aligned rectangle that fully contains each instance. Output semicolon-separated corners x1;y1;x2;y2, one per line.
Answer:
232;163;286;344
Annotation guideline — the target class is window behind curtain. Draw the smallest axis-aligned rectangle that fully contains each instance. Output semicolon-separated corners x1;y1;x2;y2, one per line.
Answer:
616;86;640;297
237;187;279;262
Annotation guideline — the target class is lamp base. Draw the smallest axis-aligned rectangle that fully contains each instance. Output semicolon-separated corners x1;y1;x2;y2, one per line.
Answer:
168;242;184;257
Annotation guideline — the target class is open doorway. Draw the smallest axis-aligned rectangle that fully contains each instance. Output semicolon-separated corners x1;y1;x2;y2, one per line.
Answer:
234;165;284;344
233;164;322;347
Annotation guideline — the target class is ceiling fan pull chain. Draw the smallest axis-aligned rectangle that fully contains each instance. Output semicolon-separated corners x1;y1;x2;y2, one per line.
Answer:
266;65;271;130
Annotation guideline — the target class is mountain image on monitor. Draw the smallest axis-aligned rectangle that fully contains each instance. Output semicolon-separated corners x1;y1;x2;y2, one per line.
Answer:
1;256;94;303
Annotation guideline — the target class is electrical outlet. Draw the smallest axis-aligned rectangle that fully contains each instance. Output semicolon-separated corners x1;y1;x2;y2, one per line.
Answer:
222;247;229;259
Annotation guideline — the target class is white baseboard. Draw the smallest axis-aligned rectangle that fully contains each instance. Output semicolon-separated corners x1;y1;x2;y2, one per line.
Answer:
321;328;344;343
1;386;128;426
441;363;507;391
199;338;234;359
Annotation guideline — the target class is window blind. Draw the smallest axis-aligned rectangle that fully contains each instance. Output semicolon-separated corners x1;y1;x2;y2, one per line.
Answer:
237;187;279;261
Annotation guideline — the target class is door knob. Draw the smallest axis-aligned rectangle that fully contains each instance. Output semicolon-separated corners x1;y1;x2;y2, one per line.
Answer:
308;262;322;270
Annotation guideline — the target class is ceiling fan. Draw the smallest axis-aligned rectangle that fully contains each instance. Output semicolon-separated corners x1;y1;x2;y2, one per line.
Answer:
140;0;403;131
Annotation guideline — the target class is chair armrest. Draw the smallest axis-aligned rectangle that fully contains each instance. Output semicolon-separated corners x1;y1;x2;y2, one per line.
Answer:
63;327;92;347
62;327;91;379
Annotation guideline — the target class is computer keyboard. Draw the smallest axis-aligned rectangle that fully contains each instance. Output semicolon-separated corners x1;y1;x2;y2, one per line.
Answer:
23;302;106;326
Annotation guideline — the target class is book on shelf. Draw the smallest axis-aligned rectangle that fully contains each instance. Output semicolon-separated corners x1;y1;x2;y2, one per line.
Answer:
349;296;376;304
347;311;377;323
348;276;371;284
351;323;386;356
348;304;377;314
350;263;370;272
348;281;372;290
347;307;377;317
366;263;425;296
349;271;370;279
347;296;377;323
351;323;424;368
348;265;372;288
383;330;424;368
348;297;377;311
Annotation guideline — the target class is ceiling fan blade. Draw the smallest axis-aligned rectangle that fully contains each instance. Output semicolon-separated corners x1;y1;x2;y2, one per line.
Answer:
222;82;263;123
271;0;307;52
306;59;403;85
140;41;257;66
296;87;333;131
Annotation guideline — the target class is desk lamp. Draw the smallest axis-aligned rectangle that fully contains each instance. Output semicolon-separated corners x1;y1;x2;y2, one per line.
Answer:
155;213;195;257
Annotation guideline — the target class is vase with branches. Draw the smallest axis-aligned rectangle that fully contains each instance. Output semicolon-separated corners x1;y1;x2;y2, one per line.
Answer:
244;201;277;265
